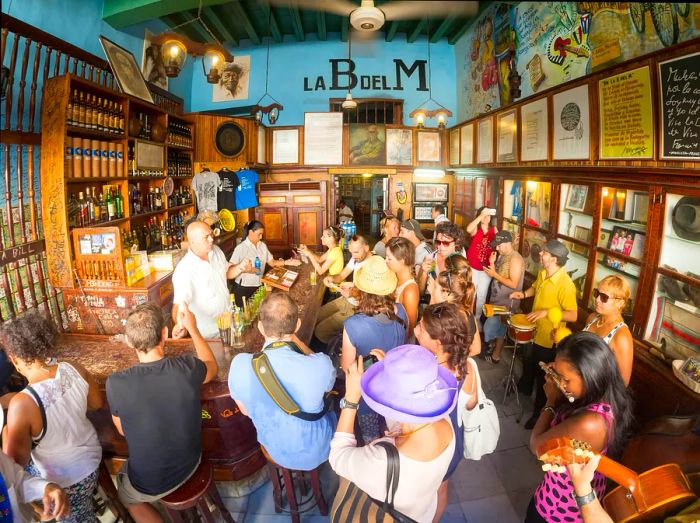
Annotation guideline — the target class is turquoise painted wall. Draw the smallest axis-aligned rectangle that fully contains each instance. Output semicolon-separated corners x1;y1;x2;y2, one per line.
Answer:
185;35;457;127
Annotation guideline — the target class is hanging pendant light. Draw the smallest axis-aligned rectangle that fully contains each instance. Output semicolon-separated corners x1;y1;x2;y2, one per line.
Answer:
162;39;187;78
251;7;284;125
204;48;225;84
341;31;357;110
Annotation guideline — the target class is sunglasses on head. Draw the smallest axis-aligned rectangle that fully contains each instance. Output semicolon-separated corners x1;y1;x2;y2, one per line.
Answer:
435;238;455;246
593;288;621;303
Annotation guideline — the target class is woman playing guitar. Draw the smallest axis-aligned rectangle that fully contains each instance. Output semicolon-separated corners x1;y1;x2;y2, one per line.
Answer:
525;331;634;523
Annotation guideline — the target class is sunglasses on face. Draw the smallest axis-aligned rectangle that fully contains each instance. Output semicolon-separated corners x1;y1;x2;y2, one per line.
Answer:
435;239;455;246
593;288;621;303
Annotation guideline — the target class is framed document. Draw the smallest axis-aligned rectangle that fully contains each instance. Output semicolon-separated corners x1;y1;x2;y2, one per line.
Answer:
272;128;299;164
417;131;441;162
386;128;413;165
497;110;517;163
477;117;493;164
460;123;473;165
414;183;449;202
599;66;653;159
303;112;343;165
553;84;590;160
520;98;548;162
449;128;460;165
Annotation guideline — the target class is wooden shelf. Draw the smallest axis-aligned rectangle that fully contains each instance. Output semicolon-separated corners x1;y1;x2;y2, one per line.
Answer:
66;177;126;183
70;217;128;230
129;209;166;220
66;125;125;140
128;176;165;181
166;143;193;151
167;203;194;212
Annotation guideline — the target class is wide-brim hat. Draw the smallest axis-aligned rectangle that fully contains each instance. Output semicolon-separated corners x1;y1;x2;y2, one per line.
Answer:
354;255;397;296
672;197;700;242
361;345;458;424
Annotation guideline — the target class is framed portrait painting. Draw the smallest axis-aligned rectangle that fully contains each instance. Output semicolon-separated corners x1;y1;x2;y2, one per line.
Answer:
212;56;250;102
349;124;386;165
417;131;441;162
386;128;413;165
100;35;153;103
565;184;588;212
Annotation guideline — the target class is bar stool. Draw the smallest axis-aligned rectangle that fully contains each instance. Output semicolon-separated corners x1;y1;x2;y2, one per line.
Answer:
96;459;132;523
160;461;236;523
261;446;328;523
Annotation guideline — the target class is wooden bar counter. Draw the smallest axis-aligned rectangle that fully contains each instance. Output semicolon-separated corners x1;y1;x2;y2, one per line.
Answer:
52;262;326;481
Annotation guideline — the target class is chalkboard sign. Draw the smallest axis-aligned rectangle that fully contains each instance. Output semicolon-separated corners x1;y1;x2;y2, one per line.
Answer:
658;52;700;161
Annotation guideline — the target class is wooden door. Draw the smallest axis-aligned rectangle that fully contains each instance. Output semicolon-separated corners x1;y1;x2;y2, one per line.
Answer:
254;206;289;256
290;207;324;253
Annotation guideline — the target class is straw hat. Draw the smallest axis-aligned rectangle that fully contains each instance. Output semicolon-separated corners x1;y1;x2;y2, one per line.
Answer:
354;255;397;296
361;345;458;424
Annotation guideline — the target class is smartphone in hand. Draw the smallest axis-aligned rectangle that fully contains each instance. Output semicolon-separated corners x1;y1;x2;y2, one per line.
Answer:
363;354;379;370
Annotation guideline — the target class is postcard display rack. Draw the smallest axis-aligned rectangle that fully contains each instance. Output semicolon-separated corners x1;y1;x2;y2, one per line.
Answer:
41;74;196;334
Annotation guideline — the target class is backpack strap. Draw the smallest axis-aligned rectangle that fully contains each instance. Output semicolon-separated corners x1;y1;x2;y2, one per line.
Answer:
374;441;419;523
24;386;47;447
252;348;333;421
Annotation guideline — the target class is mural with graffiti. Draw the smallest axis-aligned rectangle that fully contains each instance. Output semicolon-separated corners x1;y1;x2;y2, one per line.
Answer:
456;2;700;121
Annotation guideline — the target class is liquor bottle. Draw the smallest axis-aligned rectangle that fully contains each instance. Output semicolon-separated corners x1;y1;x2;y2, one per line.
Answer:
67;91;75;126
160;220;169;250
96;189;106;223
141;222;151;250
77;191;88;226
114;189;124;219
106;189;116;221
67;193;79;228
155;187;162;210
117;103;124;134
106;100;115;133
96;97;104;132
76;91;86;128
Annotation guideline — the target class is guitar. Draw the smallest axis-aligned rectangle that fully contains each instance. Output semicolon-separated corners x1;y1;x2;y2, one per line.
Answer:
537;437;696;522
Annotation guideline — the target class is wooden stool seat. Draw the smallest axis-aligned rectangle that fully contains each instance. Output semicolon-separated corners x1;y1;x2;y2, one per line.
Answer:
160;461;236;523
261;446;328;523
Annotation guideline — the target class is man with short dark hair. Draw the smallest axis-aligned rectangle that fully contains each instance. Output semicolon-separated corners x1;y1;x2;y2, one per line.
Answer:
400;219;432;274
314;234;371;344
431;205;449;240
229;293;336;470
106;303;218;523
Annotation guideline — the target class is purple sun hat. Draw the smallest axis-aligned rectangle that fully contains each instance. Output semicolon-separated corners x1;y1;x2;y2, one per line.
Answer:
360;345;458;424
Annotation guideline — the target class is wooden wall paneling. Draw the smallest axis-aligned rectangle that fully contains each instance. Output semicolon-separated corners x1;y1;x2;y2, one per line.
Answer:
193;115;251;164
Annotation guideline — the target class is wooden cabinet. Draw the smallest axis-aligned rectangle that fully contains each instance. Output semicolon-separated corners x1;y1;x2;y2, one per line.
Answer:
255;182;327;257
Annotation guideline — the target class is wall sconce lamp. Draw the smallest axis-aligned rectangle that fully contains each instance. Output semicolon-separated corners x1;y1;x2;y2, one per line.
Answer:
153;32;233;82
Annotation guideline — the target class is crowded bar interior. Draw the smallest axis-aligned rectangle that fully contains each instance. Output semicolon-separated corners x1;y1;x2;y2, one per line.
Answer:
1;1;699;522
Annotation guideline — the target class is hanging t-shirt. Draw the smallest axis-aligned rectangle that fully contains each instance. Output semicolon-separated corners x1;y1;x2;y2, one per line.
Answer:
235;169;259;210
192;170;220;212
217;168;240;211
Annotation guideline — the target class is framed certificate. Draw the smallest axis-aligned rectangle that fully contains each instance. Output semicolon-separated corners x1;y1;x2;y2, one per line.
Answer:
520;98;548;162
477;117;493;164
272;128;299;164
553;84;590;160
497;109;517;163
303;112;343;165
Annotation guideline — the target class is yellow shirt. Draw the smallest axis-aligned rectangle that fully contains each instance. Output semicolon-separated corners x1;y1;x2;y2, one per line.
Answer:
531;267;578;348
327;246;344;276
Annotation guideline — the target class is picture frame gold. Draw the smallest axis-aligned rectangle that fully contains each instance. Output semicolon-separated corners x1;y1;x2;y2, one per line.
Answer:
99;35;154;104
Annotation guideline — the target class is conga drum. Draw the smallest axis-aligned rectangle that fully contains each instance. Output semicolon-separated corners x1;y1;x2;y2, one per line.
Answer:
507;313;536;344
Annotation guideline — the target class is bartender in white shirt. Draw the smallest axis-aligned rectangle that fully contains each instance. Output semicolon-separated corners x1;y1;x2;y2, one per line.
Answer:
229;220;300;306
172;220;251;338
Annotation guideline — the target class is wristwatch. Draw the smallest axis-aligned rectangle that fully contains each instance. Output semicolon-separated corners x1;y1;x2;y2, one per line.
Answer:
339;398;359;410
573;489;596;507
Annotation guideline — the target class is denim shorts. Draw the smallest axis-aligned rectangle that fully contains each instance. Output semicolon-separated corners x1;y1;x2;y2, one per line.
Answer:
483;315;507;343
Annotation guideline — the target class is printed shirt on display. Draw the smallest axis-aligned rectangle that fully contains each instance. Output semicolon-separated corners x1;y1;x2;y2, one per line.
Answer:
235;169;259;210
192;170;221;212
217;168;240;210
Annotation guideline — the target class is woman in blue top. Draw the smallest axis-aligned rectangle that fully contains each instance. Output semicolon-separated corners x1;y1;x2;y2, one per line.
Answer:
341;255;408;442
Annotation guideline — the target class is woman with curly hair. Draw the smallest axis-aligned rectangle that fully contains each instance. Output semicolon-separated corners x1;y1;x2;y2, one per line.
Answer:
0;309;103;523
414;302;480;522
418;221;466;293
341;256;408;442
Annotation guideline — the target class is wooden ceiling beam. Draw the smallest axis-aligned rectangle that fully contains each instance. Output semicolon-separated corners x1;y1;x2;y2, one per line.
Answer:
160;13;205;43
340;17;349;42
289;7;305;41
317;11;327;41
430;15;456;43
201;6;237;45
448;1;494;44
268;7;283;43
177;10;215;42
228;2;261;45
102;0;230;28
407;18;427;43
385;21;400;42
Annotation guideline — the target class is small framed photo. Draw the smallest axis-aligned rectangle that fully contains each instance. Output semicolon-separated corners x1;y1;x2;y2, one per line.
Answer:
565;184;589;213
599;229;611;248
631;192;649;223
572;226;591;255
100;35;153;104
606;225;645;261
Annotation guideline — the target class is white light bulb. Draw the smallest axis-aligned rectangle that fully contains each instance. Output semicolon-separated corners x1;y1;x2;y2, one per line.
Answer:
169;45;179;58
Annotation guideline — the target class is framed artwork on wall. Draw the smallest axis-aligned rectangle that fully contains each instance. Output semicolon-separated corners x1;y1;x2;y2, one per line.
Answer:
497;109;517;163
477;117;493;164
386;128;413;165
460;123;473;165
565;184;588;212
99;35;153;104
272;128;299;164
349;124;386;165
449;128;460;165
552;84;590;160
572;225;591;255
304;112;343;165
417;131;441;162
520;97;548;162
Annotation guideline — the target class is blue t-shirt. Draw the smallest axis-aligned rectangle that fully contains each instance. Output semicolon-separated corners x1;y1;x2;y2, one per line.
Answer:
228;343;337;470
235;169;259;210
343;303;408;357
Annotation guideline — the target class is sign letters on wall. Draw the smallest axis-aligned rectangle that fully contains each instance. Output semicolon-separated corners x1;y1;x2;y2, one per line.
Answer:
304;58;428;92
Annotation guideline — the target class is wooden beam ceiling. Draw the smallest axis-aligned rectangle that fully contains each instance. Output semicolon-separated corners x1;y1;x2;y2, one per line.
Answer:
102;0;230;28
385;21;400;42
160;13;204;44
317;11;327;41
340;17;349;43
431;15;456;43
407;18;427;44
228;2;261;45
200;6;237;45
289;6;305;41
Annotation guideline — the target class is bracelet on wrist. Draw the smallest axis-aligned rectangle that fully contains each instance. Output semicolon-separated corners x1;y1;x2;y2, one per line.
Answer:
541;405;556;415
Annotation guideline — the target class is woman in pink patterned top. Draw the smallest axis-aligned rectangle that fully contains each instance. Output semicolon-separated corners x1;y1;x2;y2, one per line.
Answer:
526;332;633;523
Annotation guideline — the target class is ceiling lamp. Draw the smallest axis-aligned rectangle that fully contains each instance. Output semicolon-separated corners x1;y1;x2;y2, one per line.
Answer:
409;17;452;128
342;30;357;110
152;0;233;82
252;7;284;125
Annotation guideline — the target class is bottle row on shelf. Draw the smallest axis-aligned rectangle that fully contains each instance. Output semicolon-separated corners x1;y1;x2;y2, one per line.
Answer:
65;138;124;178
167;150;193;177
133;112;154;141
69;186;124;228
167;122;193;148
67;89;125;134
122;212;190;253
130;186;165;214
167;187;193;208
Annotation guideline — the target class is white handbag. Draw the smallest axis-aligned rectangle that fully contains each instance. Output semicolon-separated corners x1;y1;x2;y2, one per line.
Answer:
459;358;500;460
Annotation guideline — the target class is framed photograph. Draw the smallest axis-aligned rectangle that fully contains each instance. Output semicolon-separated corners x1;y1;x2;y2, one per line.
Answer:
449;128;460;165
565;184;589;212
572;225;591;255
599;229;611;248
212;56;251;102
349;124;386;165
99;35;153;103
553;84;590;160
272;128;299;164
417;131;441;162
141;29;167;90
304;112;343;165
460;123;473;165
497;109;517;163
609;190;627;220
520;97;548;162
414;183;448;203
631;192;649;223
386;128;413;165
477;117;493;164
606;225;645;259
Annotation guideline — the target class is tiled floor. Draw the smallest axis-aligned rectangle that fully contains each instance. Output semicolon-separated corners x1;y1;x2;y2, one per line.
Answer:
100;346;543;522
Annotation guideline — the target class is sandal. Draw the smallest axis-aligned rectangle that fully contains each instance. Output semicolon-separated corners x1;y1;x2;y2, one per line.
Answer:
485;354;501;364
